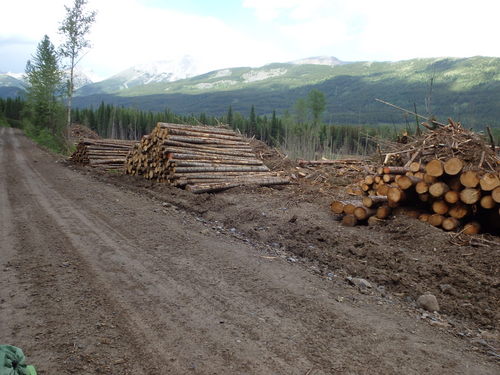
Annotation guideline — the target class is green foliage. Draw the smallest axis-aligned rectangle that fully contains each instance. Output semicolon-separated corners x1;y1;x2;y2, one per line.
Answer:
307;89;326;126
24;35;64;134
59;0;96;127
0;115;9;127
22;119;66;153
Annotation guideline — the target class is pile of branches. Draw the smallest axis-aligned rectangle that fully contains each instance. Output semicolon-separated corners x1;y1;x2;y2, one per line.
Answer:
381;119;499;171
125;122;290;193
69;124;100;140
332;119;500;235
292;159;374;188
70;138;137;171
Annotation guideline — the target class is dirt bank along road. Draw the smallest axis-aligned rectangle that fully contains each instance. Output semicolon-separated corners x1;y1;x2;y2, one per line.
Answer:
0;127;498;374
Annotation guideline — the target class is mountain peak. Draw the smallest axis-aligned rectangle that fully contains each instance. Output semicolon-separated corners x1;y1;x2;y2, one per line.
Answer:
112;56;200;87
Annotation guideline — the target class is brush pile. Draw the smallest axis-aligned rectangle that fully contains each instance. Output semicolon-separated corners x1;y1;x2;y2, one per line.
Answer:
69;124;100;140
125;122;290;193
70;138;137;171
331;119;500;234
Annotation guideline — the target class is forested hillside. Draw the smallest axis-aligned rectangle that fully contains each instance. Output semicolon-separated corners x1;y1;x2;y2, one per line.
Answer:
72;57;500;129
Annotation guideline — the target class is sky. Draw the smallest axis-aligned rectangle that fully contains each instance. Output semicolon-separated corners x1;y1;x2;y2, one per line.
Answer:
1;0;500;81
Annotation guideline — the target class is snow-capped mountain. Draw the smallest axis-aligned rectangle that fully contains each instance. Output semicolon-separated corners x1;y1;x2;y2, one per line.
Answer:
117;56;200;87
0;73;25;88
76;55;200;96
69;68;94;89
290;56;346;66
0;68;93;90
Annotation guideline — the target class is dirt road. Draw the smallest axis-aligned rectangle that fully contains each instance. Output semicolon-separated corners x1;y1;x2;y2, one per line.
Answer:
0;127;498;374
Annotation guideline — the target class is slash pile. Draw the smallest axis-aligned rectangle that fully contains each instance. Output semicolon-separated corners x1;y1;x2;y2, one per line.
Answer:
331;119;500;235
70;139;137;171
125;122;290;193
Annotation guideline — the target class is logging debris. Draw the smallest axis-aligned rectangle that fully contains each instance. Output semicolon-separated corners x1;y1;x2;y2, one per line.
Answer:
69;124;100;140
125;122;290;193
331;119;500;235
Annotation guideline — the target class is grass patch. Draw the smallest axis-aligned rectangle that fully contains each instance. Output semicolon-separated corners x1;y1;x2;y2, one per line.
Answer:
23;120;66;154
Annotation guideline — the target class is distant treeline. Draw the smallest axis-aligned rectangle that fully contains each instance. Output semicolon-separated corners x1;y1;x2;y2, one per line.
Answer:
2;97;498;159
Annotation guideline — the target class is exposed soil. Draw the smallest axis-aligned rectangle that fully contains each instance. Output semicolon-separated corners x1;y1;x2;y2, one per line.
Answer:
1;127;499;374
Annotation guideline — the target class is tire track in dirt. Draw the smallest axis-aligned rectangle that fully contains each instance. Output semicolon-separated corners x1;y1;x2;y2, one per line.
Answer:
0;127;31;347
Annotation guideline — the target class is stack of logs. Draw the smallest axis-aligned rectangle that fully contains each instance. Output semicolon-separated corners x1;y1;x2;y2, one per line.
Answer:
125;122;290;193
70;138;137;171
331;157;500;234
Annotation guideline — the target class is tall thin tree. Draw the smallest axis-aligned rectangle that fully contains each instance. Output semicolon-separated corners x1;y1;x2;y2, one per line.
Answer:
59;0;96;130
24;35;63;134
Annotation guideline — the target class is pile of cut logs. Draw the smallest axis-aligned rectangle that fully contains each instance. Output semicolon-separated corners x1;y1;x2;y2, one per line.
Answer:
70;138;137;171
125;122;290;193
331;120;500;235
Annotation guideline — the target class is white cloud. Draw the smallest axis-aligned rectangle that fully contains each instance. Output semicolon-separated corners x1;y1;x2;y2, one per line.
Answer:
1;0;288;78
1;0;500;78
242;0;500;61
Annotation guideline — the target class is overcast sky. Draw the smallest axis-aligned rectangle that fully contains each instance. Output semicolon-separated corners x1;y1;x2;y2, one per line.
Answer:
2;0;500;81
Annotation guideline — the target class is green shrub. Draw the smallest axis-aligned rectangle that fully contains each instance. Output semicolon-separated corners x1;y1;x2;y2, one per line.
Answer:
23;119;66;154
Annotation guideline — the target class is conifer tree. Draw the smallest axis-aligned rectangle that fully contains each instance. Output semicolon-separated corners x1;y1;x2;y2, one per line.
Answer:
226;105;233;127
24;35;63;134
308;89;326;126
249;105;257;135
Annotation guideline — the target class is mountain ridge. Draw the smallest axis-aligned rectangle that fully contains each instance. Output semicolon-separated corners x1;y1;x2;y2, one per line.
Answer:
2;56;500;128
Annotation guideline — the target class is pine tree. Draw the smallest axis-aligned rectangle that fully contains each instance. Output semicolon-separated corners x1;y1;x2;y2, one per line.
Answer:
24;35;63;134
249;105;257;136
226;105;233;127
308;89;326;126
270;109;279;145
59;0;96;129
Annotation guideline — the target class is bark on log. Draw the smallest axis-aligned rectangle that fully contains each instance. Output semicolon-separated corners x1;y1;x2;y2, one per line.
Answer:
157;122;236;136
173;165;270;173
382;166;410;175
